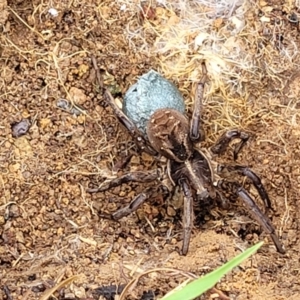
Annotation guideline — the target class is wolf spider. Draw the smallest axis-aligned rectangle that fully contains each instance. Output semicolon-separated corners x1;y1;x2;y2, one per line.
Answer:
89;57;285;255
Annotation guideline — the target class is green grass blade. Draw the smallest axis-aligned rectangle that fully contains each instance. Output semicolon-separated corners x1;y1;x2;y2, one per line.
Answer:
161;242;263;300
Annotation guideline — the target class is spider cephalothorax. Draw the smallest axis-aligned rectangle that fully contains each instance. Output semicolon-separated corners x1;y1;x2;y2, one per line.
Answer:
90;56;285;255
147;108;193;162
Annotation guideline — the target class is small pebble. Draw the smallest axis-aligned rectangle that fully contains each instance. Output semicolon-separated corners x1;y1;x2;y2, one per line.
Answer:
48;8;59;17
167;205;176;216
11;119;30;138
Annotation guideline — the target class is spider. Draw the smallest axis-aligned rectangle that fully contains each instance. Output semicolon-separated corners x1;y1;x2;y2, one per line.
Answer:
89;56;285;255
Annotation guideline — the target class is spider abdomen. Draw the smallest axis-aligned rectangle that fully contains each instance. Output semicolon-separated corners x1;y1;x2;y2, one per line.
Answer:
123;70;185;135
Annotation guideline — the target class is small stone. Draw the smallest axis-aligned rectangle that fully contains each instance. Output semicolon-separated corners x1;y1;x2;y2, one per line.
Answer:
16;231;25;243
48;8;59;17
39;118;52;129
69;87;87;105
9;163;20;172
167;206;176;216
171;238;177;245
57;227;64;236
4;141;11;148
61;197;69;205
130;155;140;165
11;119;30;137
119;191;126;197
73;286;86;298
64;293;75;299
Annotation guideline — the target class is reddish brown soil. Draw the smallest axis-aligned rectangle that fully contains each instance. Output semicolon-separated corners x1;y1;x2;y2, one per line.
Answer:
0;1;299;299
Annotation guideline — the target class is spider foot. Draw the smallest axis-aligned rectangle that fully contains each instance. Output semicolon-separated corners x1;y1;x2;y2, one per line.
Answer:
237;186;285;254
211;130;249;160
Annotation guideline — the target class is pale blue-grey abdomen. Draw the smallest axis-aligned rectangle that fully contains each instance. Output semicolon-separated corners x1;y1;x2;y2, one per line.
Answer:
123;70;185;135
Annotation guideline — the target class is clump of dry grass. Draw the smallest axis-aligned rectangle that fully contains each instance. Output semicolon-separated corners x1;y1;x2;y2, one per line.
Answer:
116;0;300;136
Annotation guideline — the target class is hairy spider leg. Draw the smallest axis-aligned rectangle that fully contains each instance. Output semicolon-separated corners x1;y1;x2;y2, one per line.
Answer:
91;55;156;155
87;170;158;193
99;188;153;220
237;186;285;254
218;180;285;254
218;165;272;211
190;62;207;142
91;55;104;89
179;178;194;255
211;129;249;160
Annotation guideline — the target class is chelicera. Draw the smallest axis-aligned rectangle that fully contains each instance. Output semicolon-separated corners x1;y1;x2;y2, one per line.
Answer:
90;56;285;255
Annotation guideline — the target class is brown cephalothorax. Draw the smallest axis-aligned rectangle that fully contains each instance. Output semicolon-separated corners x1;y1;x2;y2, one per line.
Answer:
90;56;285;255
147;109;193;163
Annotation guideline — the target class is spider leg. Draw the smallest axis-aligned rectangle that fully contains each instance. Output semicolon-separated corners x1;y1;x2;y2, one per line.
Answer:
211;130;249;160
87;170;158;193
217;165;272;211
91;56;156;156
236;186;285;254
100;187;153;220
104;90;156;154
218;180;285;253
190;62;207;142
179;178;194;255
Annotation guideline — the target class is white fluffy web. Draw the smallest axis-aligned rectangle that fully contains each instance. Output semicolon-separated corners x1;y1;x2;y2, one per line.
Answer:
117;0;297;101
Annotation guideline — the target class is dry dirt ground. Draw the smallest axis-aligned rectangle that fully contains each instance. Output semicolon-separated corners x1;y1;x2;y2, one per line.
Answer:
1;0;300;299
